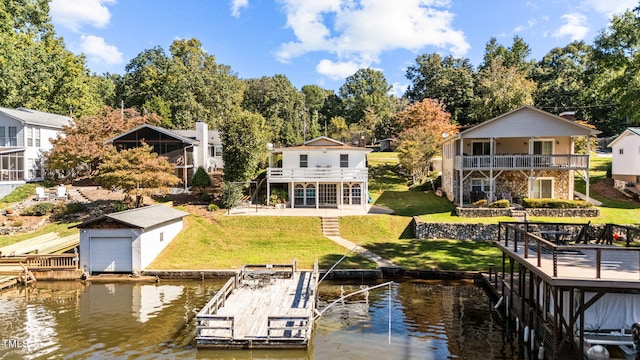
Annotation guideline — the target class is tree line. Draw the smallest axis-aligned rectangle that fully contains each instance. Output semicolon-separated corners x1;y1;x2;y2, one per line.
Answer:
4;0;640;188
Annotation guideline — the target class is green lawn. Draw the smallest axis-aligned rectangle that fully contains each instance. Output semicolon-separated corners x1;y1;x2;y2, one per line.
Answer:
149;214;377;270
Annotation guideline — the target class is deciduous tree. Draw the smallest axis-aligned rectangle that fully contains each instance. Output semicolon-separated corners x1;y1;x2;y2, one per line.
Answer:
96;142;181;208
220;110;266;182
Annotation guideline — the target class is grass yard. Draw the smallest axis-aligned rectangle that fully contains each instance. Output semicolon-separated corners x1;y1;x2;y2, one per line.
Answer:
339;215;502;271
149;214;377;270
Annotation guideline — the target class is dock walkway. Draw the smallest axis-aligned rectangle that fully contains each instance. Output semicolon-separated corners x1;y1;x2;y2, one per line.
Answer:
196;261;318;349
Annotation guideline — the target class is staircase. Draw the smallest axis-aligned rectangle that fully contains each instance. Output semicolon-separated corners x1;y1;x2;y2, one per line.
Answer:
510;209;527;222
321;217;340;236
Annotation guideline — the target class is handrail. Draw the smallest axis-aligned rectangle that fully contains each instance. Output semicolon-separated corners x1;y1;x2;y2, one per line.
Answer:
267;316;310;340
196;315;234;339
267;167;369;180
25;254;78;269
455;154;589;170
499;222;640;280
197;277;236;317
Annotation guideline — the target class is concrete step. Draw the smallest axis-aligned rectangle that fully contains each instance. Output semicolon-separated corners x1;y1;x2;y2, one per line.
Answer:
321;217;340;236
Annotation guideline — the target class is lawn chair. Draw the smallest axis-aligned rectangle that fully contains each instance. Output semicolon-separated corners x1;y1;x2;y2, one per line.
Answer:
56;186;68;200
35;187;48;201
572;221;590;244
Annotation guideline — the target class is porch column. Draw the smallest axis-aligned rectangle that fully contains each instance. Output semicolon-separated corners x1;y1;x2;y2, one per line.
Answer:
489;137;494;202
266;180;271;206
290;181;294;208
315;181;319;209
363;180;368;210
458;137;464;207
339;181;343;210
586;135;591;201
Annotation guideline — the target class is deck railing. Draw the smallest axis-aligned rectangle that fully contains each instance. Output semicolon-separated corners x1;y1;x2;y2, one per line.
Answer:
267;167;368;181
25;254;78;269
455;154;589;170
196;276;238;340
499;222;640;280
267;316;310;340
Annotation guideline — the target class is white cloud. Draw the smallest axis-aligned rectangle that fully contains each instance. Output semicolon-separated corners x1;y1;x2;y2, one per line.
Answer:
551;13;589;41
275;0;469;80
231;0;249;17
582;0;636;16
50;0;115;32
316;59;360;80
80;35;123;66
390;82;408;97
513;19;536;33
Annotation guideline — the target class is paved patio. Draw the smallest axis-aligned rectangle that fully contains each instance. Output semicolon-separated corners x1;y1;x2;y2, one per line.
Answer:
226;204;395;216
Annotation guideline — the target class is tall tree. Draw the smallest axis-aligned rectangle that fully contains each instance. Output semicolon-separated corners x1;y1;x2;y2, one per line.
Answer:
339;68;393;127
405;53;475;125
97;142;181;208
395;99;458;185
592;9;640;126
481;36;535;74
471;58;536;122
242;75;306;145
0;0;103;116
220;110;266;182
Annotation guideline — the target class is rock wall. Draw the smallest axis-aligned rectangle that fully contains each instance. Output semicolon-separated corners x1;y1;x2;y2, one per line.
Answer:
455;206;600;218
413;217;499;240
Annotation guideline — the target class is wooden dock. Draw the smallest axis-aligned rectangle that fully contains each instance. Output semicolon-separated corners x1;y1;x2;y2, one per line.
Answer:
196;260;318;349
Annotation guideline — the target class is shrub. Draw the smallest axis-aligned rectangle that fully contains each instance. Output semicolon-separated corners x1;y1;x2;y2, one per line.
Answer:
522;198;593;209
54;202;87;217
192;166;211;192
113;201;127;212
22;202;55;216
1;184;37;203
207;203;219;212
472;199;487;207
11;220;23;227
488;199;510;208
269;188;289;204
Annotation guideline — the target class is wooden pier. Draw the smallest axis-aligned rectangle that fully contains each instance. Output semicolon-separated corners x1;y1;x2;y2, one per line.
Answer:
196;260;319;349
482;222;640;360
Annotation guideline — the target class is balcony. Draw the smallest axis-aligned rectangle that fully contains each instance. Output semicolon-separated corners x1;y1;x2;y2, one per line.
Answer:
267;167;368;182
455;154;589;171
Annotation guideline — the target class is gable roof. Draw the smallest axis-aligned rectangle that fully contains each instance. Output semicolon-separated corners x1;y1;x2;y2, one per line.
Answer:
172;129;222;145
75;204;189;229
0;107;71;129
608;127;640;148
274;136;371;152
104;124;199;145
447;106;600;141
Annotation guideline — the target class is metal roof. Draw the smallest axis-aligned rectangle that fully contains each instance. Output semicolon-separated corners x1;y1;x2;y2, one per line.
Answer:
76;204;189;229
0;107;71;129
104;124;199;145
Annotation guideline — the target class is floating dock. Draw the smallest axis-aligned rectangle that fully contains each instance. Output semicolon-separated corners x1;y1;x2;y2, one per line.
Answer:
196;260;318;349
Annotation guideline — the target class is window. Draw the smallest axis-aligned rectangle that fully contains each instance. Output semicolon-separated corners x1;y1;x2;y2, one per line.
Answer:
343;185;351;205
351;184;362;205
8;126;17;146
471;178;490;192
160;232;164;242
0;127;5;146
35;128;40;147
299;154;308;168
340;154;349;168
619;148;624;155
533;179;553;198
214;146;222;157
294;184;305;206
472;141;490;155
305;184;315;206
533;140;553;155
27;127;33;147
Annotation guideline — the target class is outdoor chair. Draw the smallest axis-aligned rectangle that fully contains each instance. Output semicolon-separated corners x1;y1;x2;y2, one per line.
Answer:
35;187;48;201
56;186;68;200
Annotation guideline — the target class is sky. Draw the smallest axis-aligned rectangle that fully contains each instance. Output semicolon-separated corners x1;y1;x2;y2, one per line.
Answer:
49;0;638;96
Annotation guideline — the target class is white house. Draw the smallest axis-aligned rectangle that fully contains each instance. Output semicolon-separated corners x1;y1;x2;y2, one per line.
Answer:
105;121;223;186
441;106;600;206
77;205;189;274
608;127;640;193
0;107;72;196
266;136;371;209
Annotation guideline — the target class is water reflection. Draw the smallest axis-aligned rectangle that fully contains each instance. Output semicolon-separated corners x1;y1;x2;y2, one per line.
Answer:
0;279;520;359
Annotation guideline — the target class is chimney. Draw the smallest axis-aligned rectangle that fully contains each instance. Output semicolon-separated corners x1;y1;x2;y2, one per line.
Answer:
559;111;576;121
195;121;209;170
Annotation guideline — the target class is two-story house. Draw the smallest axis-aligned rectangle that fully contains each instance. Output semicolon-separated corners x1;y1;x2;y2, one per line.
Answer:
266;136;371;209
105;121;223;186
608;127;640;193
441;106;600;206
0;107;72;196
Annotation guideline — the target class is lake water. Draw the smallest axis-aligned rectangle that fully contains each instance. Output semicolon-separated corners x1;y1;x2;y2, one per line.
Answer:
0;279;523;359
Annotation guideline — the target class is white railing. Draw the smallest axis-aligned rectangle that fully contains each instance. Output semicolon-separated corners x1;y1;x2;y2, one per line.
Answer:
267;167;368;181
455;154;589;170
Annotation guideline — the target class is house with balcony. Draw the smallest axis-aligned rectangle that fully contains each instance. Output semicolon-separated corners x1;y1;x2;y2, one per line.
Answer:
441;106;600;206
266;136;371;209
608;127;640;194
105;122;223;186
0;107;72;197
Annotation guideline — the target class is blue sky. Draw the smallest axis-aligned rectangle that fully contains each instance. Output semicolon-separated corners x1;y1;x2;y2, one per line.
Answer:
50;0;637;95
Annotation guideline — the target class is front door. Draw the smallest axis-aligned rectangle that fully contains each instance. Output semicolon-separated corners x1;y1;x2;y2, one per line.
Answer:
318;184;337;207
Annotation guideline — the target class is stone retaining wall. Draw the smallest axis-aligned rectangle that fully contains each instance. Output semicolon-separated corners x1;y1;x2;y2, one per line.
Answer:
413;217;499;240
455;207;600;218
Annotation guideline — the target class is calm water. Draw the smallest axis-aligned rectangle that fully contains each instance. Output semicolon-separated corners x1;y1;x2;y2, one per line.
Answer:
0;279;522;359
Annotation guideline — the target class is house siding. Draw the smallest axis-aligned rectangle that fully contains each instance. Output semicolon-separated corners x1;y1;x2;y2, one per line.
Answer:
139;220;184;270
611;132;640;177
462;109;592;138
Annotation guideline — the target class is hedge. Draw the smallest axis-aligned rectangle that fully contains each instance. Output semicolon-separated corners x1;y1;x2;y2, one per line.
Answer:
522;198;593;209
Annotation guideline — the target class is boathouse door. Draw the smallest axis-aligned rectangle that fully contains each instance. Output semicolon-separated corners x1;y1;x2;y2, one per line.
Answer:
89;237;133;273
